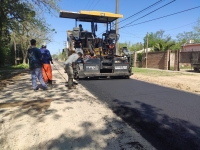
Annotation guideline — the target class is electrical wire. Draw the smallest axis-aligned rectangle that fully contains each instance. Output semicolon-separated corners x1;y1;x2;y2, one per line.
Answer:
87;0;95;10
119;6;200;29
119;0;176;29
84;0;92;10
120;30;142;38
97;0;172;36
119;21;197;38
165;21;197;32
91;0;100;10
115;0;165;26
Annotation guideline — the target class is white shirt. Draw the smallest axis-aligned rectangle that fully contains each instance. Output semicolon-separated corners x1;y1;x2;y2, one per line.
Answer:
64;53;79;66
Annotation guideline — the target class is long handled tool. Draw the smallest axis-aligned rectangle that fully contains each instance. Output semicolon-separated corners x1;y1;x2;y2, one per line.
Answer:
52;62;78;85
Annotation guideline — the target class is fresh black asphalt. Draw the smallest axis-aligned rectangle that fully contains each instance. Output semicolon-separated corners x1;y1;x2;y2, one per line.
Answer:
79;78;200;150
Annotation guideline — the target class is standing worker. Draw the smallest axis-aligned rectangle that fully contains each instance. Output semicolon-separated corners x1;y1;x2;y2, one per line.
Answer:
40;43;53;88
79;24;83;31
28;39;48;91
64;52;83;89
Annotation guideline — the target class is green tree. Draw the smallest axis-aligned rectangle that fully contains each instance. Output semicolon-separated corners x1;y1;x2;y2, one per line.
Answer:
12;18;56;64
176;31;199;43
0;0;59;66
143;31;161;49
131;42;143;51
52;54;58;60
172;18;200;51
193;17;200;34
118;42;129;54
144;30;175;51
24;0;60;15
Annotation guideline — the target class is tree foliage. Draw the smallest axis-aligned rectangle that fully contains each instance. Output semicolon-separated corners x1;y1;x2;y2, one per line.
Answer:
193;17;200;34
176;31;199;43
0;0;59;66
118;42;143;53
170;18;200;51
24;0;60;15
143;30;175;51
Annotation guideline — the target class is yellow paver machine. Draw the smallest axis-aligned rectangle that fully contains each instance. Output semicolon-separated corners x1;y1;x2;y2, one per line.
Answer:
60;10;133;79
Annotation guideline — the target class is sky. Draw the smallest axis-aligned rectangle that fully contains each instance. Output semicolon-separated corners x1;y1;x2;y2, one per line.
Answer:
44;0;200;55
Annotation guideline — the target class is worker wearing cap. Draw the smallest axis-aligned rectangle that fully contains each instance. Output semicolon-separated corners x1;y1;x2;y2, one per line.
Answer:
79;24;83;32
64;52;83;89
40;44;53;86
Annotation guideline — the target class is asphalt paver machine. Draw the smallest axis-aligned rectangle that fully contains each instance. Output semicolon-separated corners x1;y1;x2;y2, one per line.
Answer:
60;10;133;79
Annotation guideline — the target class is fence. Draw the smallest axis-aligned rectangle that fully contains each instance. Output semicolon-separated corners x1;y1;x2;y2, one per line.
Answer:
133;50;200;71
133;51;170;70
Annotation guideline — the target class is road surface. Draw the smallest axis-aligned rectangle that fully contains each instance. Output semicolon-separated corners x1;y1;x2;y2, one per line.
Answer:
79;78;200;150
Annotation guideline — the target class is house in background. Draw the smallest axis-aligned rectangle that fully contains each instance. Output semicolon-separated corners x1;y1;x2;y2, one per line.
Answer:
181;40;200;52
136;48;151;53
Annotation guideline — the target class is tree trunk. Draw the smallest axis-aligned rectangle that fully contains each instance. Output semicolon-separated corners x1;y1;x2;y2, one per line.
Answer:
23;50;28;64
13;35;17;65
22;44;29;64
20;38;25;64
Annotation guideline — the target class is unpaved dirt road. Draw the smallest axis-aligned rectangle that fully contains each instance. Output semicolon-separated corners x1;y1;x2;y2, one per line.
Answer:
132;69;200;95
0;63;155;150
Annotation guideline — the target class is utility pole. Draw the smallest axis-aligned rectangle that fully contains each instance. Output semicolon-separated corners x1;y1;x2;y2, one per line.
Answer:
146;32;148;68
116;0;119;55
63;41;67;52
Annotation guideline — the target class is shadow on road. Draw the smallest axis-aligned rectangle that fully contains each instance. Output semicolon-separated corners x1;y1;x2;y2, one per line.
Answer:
113;101;200;150
79;78;200;150
30;118;146;150
1;69;149;150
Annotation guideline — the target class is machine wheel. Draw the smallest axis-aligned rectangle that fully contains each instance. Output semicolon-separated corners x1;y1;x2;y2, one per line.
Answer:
194;67;198;72
123;76;130;79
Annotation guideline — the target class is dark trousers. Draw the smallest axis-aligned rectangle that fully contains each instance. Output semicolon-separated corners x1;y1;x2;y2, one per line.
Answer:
64;65;74;88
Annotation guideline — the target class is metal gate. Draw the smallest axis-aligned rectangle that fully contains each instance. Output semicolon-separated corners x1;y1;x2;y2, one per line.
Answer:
179;51;200;64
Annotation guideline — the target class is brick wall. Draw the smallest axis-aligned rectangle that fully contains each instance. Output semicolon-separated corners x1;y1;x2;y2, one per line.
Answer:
133;50;200;71
141;51;170;70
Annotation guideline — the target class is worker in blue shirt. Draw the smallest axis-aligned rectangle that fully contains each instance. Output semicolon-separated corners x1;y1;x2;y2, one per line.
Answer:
27;39;48;91
40;44;53;87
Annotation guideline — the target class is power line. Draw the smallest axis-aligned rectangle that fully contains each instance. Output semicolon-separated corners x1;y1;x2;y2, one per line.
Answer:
91;0;100;10
87;0;95;10
119;21;197;37
165;21;197;32
120;30;142;38
119;0;176;29
84;0;92;10
97;0;171;36
119;6;200;29
116;0;166;26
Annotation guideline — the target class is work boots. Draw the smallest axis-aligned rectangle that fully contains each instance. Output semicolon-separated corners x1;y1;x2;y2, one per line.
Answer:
68;85;76;89
46;80;53;89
